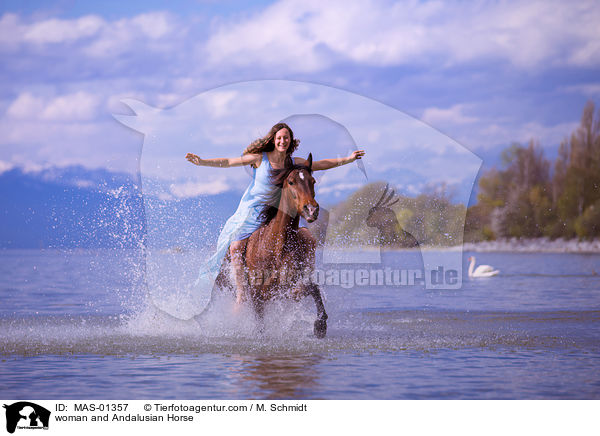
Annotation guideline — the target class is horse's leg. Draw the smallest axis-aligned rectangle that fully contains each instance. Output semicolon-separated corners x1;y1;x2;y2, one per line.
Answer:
251;292;266;335
229;238;249;305
297;227;328;338
214;251;234;293
308;282;328;338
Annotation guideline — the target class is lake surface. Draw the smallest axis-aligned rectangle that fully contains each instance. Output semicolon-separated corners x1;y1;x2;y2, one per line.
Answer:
1;248;599;399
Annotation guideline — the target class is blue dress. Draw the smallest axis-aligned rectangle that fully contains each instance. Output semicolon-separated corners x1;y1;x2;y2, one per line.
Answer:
193;152;277;311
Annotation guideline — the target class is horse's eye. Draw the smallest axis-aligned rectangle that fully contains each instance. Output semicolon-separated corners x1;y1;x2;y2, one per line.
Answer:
288;181;294;185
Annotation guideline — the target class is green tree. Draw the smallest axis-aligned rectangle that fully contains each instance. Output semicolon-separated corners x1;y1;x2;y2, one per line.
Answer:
471;100;600;241
574;200;600;238
477;140;551;238
555;101;600;238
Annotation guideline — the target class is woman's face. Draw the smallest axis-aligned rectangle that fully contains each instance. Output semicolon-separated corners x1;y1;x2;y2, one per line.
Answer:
274;128;291;153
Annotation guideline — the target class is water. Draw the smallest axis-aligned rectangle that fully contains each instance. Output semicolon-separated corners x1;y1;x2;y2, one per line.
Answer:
1;248;599;399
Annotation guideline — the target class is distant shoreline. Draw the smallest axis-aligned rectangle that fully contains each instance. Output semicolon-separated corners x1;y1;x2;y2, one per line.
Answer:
3;237;599;253
319;237;600;254
461;237;600;253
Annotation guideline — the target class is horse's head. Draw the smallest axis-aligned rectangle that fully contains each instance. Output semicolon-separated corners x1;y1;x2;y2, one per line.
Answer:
366;183;399;229
283;153;319;223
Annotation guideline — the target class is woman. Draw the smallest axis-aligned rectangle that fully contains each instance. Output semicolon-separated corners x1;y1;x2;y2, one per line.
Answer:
186;122;364;308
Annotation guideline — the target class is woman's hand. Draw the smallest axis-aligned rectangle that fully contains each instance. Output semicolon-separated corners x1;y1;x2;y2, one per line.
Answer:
186;153;261;168
348;150;365;162
310;150;366;171
186;153;202;166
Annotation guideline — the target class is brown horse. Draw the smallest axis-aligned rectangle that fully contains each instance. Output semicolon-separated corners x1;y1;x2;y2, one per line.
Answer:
216;154;328;338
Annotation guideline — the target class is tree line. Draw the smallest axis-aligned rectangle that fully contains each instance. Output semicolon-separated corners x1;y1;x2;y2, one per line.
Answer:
466;101;600;241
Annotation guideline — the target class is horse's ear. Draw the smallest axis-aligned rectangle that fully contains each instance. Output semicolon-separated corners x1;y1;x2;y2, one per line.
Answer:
307;153;313;171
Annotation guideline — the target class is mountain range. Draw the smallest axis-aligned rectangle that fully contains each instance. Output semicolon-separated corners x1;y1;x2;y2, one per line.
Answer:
0;165;240;249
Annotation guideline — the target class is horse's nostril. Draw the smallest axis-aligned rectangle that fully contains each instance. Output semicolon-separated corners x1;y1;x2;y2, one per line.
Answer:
304;204;319;220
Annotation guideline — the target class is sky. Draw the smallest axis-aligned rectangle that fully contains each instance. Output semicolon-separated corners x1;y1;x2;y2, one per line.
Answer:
1;0;599;201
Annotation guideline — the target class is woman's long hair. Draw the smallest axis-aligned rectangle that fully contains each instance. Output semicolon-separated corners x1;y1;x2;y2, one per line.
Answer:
243;122;300;158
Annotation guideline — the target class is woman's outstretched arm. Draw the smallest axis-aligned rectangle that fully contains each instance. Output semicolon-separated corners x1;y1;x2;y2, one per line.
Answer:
186;153;261;168
296;150;365;171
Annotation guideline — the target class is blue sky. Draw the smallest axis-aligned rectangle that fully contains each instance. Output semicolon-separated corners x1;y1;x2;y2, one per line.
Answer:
1;0;599;201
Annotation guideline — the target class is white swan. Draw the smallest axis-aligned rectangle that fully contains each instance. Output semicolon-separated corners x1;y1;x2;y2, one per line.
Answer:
468;256;499;278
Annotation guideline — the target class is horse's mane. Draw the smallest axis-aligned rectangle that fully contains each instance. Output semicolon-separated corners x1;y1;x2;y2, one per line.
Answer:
257;156;313;227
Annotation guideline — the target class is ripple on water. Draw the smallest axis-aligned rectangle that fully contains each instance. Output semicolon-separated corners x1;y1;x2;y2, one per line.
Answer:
1;298;599;357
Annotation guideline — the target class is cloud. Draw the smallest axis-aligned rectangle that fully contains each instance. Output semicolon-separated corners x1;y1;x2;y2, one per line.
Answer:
563;83;600;97
418;99;582;153
204;0;600;71
23;15;104;44
422;104;478;126
6;1;597;76
42;92;100;121
0;159;14;174
5;93;45;119
447;119;580;153
0;13;21;49
0;2;596;181
130;12;173;40
6;91;100;121
169;179;230;197
0;11;182;61
0;116;139;174
317;181;365;195
206;90;239;118
486;120;580;148
204;1;327;72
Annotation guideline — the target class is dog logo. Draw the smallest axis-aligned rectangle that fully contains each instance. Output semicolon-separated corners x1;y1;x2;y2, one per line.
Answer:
3;402;50;434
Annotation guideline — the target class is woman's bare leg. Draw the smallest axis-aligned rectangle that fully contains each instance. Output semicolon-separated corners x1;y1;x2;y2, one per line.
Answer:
229;239;248;305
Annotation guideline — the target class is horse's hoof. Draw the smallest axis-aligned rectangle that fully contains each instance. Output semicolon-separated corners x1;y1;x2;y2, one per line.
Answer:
314;319;327;338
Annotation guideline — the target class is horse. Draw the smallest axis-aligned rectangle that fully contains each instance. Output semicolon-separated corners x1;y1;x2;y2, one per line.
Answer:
215;153;328;338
